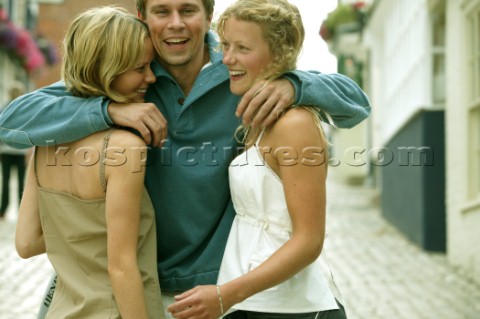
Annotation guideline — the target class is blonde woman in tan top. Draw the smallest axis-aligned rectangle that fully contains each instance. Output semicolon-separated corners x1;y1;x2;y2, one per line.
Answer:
14;6;165;319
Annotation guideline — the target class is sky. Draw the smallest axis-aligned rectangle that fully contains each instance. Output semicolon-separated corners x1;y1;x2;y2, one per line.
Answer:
212;0;338;73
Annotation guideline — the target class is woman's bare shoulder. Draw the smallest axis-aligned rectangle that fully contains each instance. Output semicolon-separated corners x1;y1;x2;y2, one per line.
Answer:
272;107;323;139
107;129;146;149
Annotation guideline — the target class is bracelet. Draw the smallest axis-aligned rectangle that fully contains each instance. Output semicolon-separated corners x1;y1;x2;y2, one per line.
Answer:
216;285;224;316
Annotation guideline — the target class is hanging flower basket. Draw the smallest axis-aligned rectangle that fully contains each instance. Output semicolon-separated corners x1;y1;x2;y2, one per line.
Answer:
319;1;369;43
0;8;56;74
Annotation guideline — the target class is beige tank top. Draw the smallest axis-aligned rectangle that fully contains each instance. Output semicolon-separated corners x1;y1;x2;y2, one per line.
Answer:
35;130;164;319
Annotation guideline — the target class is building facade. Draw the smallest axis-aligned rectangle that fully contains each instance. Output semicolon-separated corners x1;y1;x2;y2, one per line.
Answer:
1;0;40;107
321;0;374;185
325;0;480;284
1;0;137;99
34;0;137;88
445;0;480;285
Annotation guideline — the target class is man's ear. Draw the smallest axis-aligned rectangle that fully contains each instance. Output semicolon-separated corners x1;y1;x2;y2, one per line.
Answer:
206;15;213;29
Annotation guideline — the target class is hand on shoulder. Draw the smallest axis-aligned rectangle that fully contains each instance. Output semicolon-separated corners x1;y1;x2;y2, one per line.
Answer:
108;102;167;148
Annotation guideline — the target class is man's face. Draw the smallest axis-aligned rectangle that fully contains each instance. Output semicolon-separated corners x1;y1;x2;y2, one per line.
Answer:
141;0;212;70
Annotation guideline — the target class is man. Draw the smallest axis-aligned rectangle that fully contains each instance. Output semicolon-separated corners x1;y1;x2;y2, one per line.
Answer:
0;0;370;317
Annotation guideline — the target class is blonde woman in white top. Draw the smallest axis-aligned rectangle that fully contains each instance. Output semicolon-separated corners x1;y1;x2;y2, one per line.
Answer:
167;0;346;318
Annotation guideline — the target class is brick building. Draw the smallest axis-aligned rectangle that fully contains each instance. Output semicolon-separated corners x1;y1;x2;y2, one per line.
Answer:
35;0;137;88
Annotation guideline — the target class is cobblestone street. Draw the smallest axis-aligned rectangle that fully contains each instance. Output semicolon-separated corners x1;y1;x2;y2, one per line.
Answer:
1;170;479;318
0;185;53;319
324;170;480;319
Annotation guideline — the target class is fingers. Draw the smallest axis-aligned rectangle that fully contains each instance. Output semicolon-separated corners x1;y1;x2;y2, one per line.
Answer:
136;103;167;148
167;288;197;314
168;300;192;318
167;286;219;319
236;81;268;120
172;289;194;302
143;110;168;148
108;102;167;147
246;90;276;126
237;79;294;128
132;116;166;148
168;297;201;319
261;103;289;128
170;306;195;319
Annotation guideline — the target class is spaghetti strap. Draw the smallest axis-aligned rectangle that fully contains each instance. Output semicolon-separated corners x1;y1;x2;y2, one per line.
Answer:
254;127;267;147
33;147;40;187
99;129;114;193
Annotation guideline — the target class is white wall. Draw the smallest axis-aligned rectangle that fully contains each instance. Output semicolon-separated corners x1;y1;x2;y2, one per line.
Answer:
364;0;433;147
446;0;480;284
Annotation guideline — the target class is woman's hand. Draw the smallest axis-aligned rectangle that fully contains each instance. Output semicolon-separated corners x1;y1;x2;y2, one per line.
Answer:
167;285;224;319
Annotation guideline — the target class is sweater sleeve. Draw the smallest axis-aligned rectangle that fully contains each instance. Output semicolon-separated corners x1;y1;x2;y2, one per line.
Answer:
284;70;371;128
0;81;111;148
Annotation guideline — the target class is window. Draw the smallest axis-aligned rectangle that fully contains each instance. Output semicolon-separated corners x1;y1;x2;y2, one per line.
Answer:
431;10;445;105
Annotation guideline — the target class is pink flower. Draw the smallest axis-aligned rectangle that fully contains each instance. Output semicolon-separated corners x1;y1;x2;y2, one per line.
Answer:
0;10;46;74
0;8;7;21
353;1;366;10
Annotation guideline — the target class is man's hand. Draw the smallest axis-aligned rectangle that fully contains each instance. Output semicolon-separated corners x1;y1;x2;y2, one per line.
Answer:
108;102;167;147
236;79;295;128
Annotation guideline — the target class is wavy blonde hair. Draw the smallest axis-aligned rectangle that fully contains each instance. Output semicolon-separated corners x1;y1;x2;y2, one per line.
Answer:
61;6;150;103
216;0;328;146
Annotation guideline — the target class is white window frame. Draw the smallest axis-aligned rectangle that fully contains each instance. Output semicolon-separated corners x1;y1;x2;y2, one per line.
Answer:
466;2;480;202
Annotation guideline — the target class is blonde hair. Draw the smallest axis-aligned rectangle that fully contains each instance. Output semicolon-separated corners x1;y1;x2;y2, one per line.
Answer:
61;6;150;103
217;0;328;145
217;0;304;81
